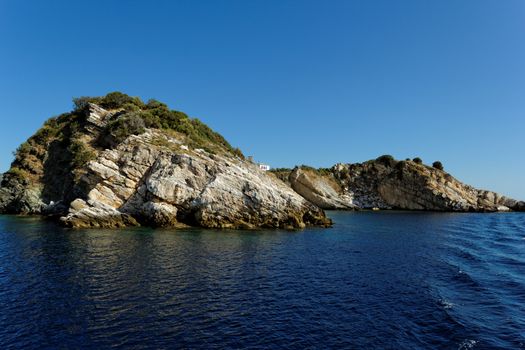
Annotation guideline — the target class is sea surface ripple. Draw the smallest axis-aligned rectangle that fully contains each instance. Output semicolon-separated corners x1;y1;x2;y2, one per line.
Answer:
0;211;524;349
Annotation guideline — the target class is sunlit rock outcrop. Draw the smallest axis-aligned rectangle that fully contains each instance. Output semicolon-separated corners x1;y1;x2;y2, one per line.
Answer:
284;157;524;212
0;93;331;229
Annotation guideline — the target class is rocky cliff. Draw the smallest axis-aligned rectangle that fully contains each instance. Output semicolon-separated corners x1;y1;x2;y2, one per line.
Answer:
2;94;522;228
283;156;524;212
0;93;331;229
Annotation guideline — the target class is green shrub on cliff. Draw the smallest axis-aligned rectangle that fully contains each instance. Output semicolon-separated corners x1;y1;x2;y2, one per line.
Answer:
270;167;292;173
105;112;146;145
138;110;162;129
298;165;332;177
432;161;444;171
317;168;332;176
73;92;145;111
121;103;141;112
299;165;316;171
13;142;31;157
395;160;407;171
232;147;244;160
68;140;96;168
146;99;168;109
269;168;292;183
376;154;396;167
139;103;234;154
100;92;137;109
73;96;99;110
5;167;29;182
413;157;423;164
33;119;59;143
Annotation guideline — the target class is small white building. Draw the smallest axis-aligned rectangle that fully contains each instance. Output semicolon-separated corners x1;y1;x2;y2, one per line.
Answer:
258;164;271;171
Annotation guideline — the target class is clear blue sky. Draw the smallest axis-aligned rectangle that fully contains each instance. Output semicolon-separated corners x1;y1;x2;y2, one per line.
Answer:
1;0;524;199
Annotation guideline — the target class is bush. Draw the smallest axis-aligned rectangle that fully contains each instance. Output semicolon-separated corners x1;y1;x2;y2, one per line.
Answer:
68;140;96;167
413;157;423;164
376;154;396;167
232;147;244;159
14;142;31;157
121;102;141;112
74;92;145;111
432;161;444;171
299;165;316;171
146;99;168;109
317;168;332;176
395;160;407;171
139;110;162;129
100;92;136;109
270;168;292;173
73;96;101;110
106;112;146;144
6;167;29;182
32;124;59;144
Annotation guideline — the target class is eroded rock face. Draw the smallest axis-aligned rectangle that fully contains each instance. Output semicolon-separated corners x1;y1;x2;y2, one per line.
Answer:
289;168;355;210
0;102;331;229
60;130;330;229
288;160;524;212
0;176;44;214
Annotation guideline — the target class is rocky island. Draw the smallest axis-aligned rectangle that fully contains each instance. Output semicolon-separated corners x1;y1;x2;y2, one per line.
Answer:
0;93;330;229
0;93;523;229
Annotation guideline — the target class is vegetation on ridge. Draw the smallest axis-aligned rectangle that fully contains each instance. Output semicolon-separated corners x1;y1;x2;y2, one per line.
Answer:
73;92;242;156
4;92;244;203
432;161;444;171
268;155;448;186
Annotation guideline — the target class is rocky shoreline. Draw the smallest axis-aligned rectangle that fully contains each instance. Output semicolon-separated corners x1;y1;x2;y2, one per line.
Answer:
0;93;523;229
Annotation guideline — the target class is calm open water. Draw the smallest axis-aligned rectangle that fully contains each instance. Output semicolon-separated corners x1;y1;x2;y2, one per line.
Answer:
0;211;524;349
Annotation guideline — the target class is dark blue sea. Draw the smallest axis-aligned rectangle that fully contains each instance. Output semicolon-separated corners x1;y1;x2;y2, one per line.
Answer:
0;211;524;349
